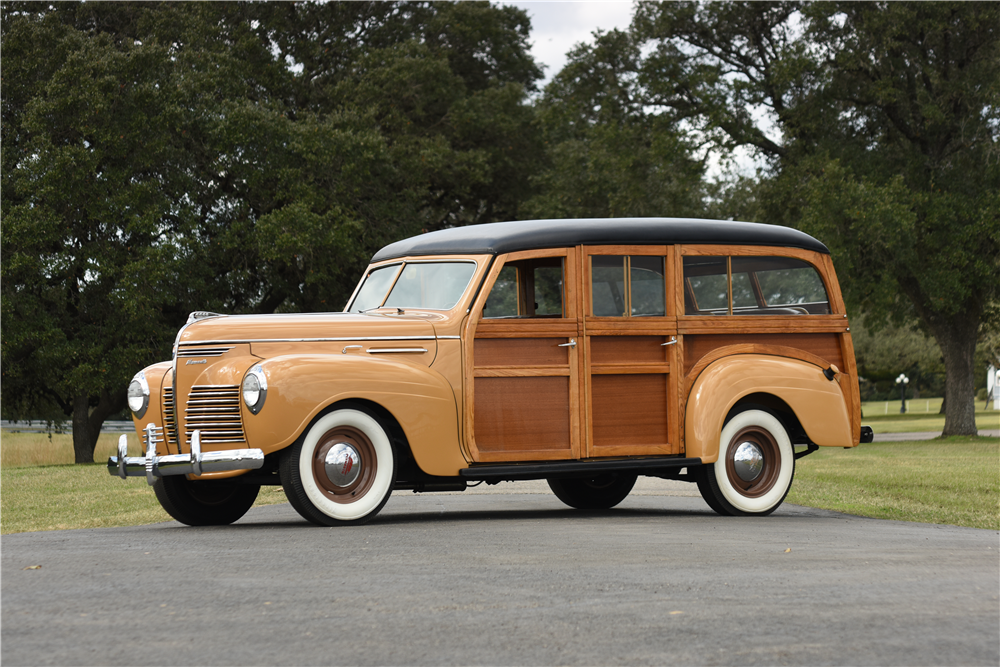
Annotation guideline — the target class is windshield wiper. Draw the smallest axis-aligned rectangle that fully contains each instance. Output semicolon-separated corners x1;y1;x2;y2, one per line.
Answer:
360;306;405;314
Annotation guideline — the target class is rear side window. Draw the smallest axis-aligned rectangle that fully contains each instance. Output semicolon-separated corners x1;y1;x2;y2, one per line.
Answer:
684;256;829;315
738;257;828;308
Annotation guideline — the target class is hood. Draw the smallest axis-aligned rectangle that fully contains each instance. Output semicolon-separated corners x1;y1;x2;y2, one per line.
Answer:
177;312;440;347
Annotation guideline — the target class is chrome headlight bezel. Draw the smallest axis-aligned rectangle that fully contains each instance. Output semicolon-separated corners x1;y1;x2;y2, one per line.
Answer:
127;371;150;418
242;365;267;415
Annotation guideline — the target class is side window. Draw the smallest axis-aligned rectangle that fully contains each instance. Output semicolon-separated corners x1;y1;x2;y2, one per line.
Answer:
683;257;728;314
482;266;518;318
482;258;564;318
590;255;665;317
630;256;666;316
533;264;564;316
735;257;829;312
591;256;626;316
684;255;830;315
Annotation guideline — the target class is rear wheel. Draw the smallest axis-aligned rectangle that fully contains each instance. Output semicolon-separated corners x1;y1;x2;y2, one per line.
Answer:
698;409;794;516
547;473;637;510
153;476;259;526
280;407;396;526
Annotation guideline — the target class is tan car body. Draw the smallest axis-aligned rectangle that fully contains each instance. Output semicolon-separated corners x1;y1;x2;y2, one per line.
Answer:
132;246;860;480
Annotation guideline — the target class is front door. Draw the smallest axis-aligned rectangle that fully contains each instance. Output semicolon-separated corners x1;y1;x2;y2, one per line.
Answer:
465;249;582;462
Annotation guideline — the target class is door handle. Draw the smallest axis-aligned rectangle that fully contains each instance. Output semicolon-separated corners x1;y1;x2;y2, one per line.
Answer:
557;339;577;348
661;337;678;346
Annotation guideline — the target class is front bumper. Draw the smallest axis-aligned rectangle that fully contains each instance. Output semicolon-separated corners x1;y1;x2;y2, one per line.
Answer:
107;424;265;485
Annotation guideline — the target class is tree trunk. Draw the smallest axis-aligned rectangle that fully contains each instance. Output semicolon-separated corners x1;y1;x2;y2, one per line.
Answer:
71;389;126;463
926;320;979;436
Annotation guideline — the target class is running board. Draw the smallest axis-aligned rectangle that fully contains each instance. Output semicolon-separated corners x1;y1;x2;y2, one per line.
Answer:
460;457;703;482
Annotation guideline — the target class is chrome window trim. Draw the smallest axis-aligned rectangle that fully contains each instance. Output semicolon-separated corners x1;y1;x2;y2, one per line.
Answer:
180;336;448;345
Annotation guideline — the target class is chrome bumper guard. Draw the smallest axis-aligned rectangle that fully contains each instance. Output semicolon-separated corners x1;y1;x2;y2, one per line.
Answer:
107;424;265;486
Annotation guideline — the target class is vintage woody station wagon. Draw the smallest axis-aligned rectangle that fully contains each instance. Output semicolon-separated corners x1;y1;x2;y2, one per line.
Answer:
109;218;873;525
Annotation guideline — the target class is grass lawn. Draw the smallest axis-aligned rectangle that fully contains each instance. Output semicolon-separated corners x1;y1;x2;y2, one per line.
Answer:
0;463;288;535
788;436;999;531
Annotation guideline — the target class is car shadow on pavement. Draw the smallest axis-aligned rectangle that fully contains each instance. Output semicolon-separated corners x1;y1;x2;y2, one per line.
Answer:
168;499;856;531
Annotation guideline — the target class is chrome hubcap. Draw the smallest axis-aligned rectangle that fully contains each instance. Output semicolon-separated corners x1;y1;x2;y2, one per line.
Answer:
324;443;362;488
733;441;764;482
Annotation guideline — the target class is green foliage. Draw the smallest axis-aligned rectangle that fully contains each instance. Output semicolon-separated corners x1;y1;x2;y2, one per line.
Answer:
851;315;944;400
632;1;1000;434
1;1;544;460
525;29;706;219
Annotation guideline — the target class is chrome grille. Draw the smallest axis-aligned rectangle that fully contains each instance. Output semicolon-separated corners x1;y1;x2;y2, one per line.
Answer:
177;346;233;358
184;385;246;445
161;387;178;451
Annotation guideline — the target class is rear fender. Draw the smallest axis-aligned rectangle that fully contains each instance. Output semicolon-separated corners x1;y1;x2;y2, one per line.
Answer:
685;354;852;463
243;354;465;476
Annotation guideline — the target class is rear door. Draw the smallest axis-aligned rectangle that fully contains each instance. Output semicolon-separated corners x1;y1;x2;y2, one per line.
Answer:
581;246;680;458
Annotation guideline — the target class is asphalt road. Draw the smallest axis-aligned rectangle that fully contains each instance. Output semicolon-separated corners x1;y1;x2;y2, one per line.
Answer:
3;481;998;666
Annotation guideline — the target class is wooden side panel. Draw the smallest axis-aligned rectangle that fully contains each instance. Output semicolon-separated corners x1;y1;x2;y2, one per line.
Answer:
591;374;674;454
590;336;666;365
473;376;572;456
475;337;567;367
683;333;845;375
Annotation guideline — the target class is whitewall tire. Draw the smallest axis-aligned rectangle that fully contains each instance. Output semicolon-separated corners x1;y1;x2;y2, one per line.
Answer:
699;409;794;516
280;407;396;526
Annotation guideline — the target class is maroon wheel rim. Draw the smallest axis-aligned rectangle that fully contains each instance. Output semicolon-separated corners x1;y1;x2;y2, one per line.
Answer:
311;426;378;504
724;425;781;498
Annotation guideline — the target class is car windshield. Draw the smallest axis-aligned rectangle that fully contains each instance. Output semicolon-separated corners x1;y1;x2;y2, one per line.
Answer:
349;261;477;312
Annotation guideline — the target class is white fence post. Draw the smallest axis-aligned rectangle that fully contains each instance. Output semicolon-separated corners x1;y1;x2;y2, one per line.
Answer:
989;364;999;410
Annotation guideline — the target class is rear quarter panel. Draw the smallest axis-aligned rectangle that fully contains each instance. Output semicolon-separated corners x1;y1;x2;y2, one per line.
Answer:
685;354;853;463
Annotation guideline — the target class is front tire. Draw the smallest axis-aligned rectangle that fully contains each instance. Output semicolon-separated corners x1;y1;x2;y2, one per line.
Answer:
280;407;396;526
153;476;260;526
698;409;795;516
547;473;637;510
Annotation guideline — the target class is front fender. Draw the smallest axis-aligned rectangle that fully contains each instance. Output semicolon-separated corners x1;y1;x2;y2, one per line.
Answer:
244;354;465;476
685;354;852;463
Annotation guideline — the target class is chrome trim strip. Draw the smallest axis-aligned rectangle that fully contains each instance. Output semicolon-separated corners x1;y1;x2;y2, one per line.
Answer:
181;336;441;345
178;348;233;357
367;348;429;354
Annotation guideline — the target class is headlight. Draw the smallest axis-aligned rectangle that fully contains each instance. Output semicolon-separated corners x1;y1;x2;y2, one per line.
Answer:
127;372;150;418
242;365;267;414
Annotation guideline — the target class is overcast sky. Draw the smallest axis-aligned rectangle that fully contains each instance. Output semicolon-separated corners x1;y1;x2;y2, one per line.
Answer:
504;1;636;85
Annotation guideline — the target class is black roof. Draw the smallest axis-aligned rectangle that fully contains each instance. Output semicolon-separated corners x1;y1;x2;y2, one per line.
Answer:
371;218;829;262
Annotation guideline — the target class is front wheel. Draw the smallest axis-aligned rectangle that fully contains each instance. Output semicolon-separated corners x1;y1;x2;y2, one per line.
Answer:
698;409;795;516
547;473;637;510
280;407;396;526
153;476;260;526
